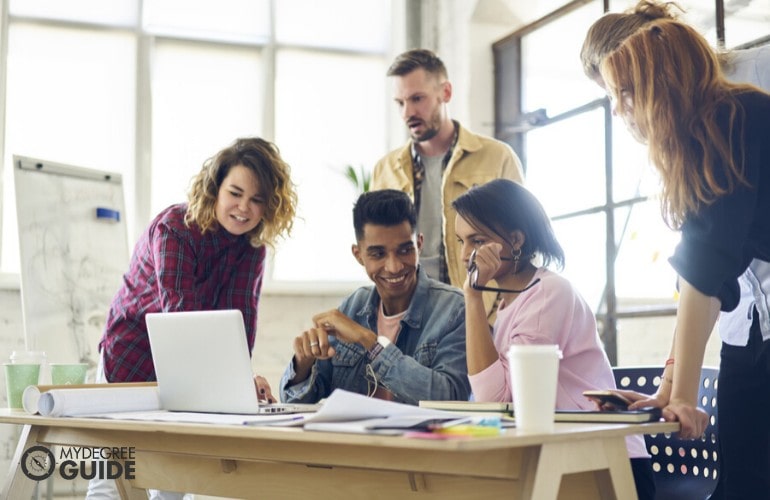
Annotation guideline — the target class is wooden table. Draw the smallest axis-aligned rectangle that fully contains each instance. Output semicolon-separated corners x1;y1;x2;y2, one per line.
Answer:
0;410;678;500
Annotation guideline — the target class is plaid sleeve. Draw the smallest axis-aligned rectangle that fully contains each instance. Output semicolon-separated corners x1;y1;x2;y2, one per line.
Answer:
151;222;204;311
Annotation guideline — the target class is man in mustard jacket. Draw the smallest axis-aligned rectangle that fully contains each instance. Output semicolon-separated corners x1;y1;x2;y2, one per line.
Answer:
372;48;524;321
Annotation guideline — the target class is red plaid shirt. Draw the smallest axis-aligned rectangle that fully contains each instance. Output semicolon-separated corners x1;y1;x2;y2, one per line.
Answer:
99;204;265;382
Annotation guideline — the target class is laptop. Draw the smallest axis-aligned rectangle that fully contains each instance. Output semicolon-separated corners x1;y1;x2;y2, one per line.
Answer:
145;309;320;415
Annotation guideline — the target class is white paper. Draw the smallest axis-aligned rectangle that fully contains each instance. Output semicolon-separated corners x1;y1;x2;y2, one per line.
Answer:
286;389;461;432
86;410;310;426
37;387;161;417
22;386;44;414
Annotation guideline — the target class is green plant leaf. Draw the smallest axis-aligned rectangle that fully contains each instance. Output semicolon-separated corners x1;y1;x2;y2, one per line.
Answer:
341;164;371;194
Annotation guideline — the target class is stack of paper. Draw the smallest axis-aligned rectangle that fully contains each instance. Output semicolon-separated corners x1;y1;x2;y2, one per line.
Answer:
299;390;462;433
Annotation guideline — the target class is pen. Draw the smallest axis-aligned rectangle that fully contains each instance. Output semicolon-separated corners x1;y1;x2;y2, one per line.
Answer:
243;415;305;426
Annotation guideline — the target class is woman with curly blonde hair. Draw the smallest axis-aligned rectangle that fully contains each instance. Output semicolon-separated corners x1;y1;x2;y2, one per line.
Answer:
583;3;770;496
89;137;296;499
99;137;297;391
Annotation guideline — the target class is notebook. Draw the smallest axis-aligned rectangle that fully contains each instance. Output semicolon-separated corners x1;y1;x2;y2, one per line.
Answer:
419;400;514;415
420;400;661;423
554;408;663;423
145;309;320;415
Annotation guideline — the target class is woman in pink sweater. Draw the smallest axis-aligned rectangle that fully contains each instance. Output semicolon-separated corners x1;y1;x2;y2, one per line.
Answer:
452;179;653;499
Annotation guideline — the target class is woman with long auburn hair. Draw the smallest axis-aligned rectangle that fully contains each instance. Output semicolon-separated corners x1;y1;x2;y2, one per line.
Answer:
583;3;770;496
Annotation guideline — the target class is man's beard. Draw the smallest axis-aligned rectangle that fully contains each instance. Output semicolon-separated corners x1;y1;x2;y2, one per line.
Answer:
413;126;439;142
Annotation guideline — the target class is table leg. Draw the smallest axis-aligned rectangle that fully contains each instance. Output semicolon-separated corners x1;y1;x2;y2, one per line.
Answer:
1;424;42;500
523;436;638;500
114;477;149;500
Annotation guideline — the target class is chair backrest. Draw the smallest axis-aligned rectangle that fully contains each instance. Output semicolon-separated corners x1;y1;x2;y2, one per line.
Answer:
613;366;719;500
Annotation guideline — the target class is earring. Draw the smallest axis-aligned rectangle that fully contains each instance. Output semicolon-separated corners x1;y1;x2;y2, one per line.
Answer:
511;247;522;274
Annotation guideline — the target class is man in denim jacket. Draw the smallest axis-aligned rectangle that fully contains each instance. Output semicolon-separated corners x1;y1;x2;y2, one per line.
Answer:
280;189;469;405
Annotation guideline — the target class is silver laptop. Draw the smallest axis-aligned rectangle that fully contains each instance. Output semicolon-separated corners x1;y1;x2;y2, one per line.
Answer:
146;309;319;415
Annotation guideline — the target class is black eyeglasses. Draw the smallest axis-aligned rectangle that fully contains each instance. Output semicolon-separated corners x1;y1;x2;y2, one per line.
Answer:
467;248;541;294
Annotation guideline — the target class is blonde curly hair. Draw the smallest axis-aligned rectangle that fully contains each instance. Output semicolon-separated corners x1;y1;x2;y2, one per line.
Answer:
185;137;297;248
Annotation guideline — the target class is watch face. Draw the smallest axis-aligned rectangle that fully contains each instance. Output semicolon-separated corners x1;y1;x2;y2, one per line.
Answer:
21;445;56;481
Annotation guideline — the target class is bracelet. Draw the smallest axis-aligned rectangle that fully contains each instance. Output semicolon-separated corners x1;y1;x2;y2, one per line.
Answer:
665;358;675;366
367;342;384;362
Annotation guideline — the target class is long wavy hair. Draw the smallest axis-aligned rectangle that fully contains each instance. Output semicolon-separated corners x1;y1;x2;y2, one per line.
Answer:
185;137;297;248
601;19;754;228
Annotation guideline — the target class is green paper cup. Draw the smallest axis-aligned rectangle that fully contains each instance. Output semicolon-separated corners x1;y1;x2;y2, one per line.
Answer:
50;363;89;386
4;363;41;409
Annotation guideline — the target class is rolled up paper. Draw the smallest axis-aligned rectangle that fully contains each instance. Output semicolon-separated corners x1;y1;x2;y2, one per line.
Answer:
23;382;158;415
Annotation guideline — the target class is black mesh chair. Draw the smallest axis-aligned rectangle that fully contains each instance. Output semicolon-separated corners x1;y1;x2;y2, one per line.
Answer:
612;366;720;500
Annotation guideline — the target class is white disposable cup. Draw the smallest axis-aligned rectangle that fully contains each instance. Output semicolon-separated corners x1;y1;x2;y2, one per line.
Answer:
507;344;562;433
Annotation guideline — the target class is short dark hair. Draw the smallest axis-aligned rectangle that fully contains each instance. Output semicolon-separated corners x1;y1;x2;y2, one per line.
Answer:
386;49;448;80
353;189;417;241
452;179;565;269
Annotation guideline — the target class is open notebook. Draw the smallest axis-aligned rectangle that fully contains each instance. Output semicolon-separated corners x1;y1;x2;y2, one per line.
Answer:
146;309;319;415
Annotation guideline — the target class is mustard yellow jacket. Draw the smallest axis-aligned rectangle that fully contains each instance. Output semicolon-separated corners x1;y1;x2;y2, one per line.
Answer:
372;122;524;318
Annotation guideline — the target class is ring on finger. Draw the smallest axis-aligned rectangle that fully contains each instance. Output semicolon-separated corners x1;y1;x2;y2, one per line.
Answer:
309;341;319;347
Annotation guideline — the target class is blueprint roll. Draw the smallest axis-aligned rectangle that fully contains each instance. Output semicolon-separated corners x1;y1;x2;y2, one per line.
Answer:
22;382;157;415
34;384;161;417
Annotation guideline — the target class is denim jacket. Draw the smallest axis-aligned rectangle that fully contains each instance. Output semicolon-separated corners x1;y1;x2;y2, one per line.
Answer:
280;268;470;405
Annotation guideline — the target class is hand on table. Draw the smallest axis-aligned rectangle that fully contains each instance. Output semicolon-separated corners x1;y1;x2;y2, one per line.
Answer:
617;389;708;439
661;399;709;439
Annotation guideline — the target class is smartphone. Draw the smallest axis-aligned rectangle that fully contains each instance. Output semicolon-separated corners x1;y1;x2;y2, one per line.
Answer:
582;390;632;410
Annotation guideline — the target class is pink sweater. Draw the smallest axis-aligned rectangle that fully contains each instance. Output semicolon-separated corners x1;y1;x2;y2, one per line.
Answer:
468;267;649;458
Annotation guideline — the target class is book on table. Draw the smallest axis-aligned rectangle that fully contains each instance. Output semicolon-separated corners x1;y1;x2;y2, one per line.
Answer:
419;400;662;424
418;400;514;415
554;408;662;423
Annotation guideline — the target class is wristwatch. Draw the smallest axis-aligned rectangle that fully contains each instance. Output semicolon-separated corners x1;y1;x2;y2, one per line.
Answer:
367;336;391;361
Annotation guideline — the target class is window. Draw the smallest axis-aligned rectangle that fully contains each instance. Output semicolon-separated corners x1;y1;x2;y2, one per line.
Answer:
525;107;608;308
521;1;604;117
0;0;394;287
150;40;265;214
143;0;270;42
2;22;136;272
273;50;387;282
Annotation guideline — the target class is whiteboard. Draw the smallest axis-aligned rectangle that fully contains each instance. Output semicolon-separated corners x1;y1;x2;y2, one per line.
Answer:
13;156;129;368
